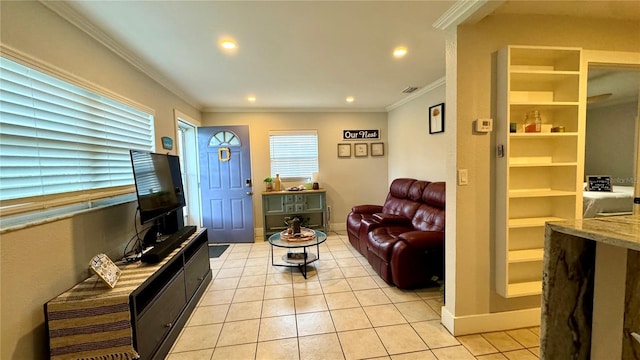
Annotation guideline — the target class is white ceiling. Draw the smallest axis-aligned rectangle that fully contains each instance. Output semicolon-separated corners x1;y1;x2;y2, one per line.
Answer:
58;1;457;112
52;1;640;112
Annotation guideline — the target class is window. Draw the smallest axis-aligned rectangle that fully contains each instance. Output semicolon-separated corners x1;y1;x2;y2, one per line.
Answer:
0;56;154;209
269;130;318;180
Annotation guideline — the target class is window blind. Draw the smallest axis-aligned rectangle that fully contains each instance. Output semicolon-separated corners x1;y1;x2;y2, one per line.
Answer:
269;130;318;180
0;56;154;202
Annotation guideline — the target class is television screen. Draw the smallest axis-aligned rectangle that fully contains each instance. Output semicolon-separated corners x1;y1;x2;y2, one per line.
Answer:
130;150;182;224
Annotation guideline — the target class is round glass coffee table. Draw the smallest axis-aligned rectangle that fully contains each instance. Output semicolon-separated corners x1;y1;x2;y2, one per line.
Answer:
268;230;327;278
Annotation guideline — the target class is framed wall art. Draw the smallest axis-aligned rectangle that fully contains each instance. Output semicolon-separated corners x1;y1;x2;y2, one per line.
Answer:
371;142;384;156
337;143;351;158
354;143;368;157
429;103;445;134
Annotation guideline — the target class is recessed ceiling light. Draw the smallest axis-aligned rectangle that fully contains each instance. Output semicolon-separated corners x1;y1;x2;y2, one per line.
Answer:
247;95;256;102
346;96;355;103
220;39;237;50
393;46;408;58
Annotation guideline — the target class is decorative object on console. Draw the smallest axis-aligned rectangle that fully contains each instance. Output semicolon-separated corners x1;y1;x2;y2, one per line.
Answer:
89;253;121;288
264;177;274;192
428;103;445;134
274;173;281;191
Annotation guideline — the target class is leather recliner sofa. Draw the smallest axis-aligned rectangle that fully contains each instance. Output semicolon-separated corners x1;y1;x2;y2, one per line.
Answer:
346;178;445;289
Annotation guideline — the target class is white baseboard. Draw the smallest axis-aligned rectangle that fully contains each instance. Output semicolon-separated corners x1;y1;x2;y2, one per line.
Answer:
441;306;541;336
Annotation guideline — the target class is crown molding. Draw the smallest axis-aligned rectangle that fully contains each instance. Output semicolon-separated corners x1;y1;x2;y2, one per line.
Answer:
433;0;504;30
40;1;203;111
385;76;446;112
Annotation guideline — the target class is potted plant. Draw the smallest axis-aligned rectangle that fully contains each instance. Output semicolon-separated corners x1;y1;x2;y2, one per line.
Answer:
263;177;274;191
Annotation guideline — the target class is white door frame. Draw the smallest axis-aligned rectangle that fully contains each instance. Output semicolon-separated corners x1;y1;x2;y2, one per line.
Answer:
174;110;202;227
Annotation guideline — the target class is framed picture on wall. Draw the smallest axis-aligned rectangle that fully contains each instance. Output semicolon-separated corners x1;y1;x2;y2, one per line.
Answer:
337;143;351;158
371;142;384;156
429;103;445;134
354;143;368;157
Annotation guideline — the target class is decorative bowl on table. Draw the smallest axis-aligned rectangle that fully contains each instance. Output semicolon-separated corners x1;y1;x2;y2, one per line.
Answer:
280;227;316;242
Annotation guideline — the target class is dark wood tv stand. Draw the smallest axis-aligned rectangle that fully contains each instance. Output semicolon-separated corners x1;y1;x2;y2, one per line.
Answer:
46;228;211;360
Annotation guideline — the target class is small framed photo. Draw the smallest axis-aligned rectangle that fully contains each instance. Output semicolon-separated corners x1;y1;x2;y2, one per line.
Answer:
354;143;368;157
371;142;384;156
89;254;121;288
429;103;445;134
586;175;612;192
337;143;351;158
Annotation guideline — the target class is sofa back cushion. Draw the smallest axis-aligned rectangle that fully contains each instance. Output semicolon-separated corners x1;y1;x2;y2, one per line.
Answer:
382;178;420;219
412;182;446;231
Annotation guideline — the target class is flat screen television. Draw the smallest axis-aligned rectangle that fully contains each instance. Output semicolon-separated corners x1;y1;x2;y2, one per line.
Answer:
129;150;183;225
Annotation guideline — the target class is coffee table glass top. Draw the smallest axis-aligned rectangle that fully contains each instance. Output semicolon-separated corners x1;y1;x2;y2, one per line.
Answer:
268;230;327;248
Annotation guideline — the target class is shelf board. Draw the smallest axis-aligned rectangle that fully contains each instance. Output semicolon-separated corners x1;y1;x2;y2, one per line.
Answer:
509;162;577;168
509;189;576;198
508;249;544;263
507;281;542;297
509;132;578;138
510;69;579;76
509;217;566;228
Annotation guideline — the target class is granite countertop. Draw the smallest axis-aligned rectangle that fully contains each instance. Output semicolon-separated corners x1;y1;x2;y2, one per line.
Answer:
547;215;640;251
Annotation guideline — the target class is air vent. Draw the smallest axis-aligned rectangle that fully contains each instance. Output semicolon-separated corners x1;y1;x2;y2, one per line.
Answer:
401;86;419;94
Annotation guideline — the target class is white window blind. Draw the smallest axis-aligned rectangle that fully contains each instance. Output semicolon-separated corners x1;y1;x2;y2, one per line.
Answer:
269;130;318;180
0;56;154;202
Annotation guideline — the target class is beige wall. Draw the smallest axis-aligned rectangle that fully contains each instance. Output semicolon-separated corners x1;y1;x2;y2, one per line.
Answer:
450;13;640;321
387;81;448;182
0;2;202;358
202;112;390;235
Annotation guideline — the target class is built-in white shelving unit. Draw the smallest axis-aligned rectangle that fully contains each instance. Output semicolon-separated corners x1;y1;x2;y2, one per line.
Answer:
496;46;585;298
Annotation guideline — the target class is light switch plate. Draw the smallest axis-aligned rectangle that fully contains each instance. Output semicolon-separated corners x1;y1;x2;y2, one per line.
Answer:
458;169;468;186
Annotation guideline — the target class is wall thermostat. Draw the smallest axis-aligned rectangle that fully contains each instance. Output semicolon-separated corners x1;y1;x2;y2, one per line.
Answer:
475;118;493;133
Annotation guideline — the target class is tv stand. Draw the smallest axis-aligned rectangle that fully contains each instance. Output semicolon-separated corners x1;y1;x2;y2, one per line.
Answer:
46;228;211;360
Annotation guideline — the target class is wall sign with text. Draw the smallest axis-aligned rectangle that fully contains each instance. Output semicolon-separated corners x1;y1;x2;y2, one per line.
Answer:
586;175;612;192
343;129;379;140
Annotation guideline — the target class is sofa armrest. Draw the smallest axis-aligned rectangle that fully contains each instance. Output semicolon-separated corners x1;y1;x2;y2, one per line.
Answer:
351;204;383;214
358;217;383;240
397;231;444;249
372;213;412;226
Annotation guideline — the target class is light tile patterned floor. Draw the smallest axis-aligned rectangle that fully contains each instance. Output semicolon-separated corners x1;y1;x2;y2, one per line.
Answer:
167;231;540;360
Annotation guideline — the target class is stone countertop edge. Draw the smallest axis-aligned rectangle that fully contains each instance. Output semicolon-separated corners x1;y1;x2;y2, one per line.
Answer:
546;215;640;252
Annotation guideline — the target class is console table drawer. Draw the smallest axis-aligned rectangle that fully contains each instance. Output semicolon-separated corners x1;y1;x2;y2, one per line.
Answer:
136;270;187;358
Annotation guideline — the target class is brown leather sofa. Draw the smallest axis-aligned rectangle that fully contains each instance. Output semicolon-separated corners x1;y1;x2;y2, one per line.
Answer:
346;178;445;289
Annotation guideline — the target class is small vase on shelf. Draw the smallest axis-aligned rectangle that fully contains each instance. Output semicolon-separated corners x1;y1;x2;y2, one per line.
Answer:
274;174;281;191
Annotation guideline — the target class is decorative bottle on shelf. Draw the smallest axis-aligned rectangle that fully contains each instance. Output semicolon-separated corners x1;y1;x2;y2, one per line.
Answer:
524;110;542;133
274;174;281;191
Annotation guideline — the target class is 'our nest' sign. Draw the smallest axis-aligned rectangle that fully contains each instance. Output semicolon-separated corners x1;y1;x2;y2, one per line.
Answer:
343;129;379;140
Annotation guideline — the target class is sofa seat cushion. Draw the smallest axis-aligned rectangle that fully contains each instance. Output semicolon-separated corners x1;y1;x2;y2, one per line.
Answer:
367;225;413;261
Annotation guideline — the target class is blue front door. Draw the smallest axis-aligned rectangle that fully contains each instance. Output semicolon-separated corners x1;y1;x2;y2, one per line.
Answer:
197;125;254;243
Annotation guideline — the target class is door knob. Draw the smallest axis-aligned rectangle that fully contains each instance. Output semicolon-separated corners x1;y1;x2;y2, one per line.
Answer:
246;191;253;195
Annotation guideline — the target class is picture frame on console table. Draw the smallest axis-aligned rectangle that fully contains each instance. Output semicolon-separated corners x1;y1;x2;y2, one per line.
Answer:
429;102;445;134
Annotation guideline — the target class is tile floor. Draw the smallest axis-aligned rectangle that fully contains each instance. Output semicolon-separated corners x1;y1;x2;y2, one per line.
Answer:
167;231;540;360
